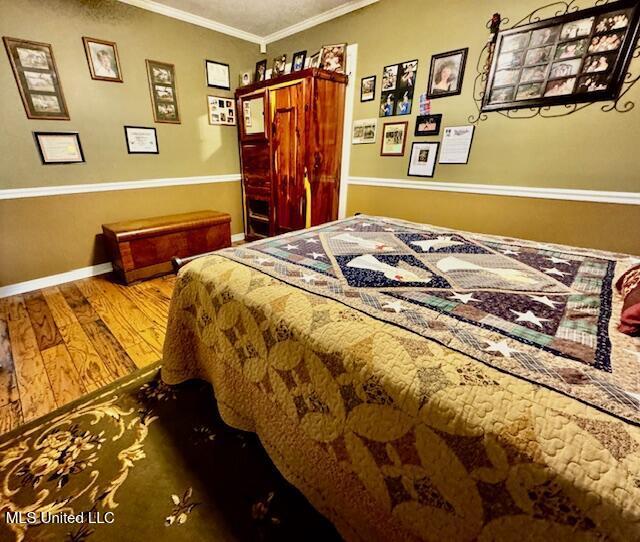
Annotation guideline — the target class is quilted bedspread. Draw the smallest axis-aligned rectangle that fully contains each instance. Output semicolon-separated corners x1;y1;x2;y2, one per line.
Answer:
162;215;640;541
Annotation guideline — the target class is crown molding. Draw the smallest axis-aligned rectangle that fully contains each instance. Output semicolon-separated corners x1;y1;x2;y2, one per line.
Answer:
117;0;264;43
347;177;640;205
262;0;379;43
116;0;378;46
0;174;241;200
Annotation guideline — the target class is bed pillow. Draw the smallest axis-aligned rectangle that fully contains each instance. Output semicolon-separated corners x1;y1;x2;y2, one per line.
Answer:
616;264;640;335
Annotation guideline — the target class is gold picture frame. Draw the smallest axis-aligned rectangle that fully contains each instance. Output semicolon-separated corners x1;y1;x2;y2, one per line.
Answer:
83;36;123;82
3;36;69;120
146;59;180;124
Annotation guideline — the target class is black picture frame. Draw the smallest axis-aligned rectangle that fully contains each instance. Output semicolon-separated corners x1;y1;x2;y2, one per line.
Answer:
33;131;85;165
124;125;159;154
291;50;307;72
205;59;230;90
379;59;419;117
427;48;468;99
360;75;376;102
254;59;267;82
482;0;640;112
407;142;440;178
414;114;443;136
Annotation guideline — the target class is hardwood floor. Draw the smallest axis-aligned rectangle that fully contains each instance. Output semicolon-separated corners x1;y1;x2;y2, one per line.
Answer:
0;274;176;435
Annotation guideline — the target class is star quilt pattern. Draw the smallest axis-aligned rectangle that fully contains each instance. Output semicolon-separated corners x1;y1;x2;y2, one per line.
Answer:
220;215;639;425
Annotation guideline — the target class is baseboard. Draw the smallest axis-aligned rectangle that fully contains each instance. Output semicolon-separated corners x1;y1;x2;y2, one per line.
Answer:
0;263;114;298
347;177;640;205
0;234;247;298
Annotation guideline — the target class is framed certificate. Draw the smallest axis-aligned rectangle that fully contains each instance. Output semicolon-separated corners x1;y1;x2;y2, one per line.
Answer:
124;126;159;154
438;125;475;164
205;59;230;90
33;132;84;164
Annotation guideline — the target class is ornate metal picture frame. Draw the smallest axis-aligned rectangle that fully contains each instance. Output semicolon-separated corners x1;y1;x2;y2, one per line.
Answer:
481;0;640;113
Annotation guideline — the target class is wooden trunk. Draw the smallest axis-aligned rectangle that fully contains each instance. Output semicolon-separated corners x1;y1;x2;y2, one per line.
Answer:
236;68;347;241
102;210;231;284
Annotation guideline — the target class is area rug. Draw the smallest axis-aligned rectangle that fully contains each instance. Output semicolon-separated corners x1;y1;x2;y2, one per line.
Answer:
0;365;340;542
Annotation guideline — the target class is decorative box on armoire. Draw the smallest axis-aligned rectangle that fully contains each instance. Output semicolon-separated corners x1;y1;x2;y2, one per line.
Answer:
235;68;348;241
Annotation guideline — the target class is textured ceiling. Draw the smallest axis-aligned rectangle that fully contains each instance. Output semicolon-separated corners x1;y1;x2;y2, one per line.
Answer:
151;0;358;37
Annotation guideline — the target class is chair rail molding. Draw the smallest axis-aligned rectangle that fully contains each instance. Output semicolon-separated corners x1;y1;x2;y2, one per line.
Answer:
0;174;241;200
346;177;640;205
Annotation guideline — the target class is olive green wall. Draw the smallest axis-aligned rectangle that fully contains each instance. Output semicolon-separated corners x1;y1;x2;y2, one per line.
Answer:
0;182;243;286
346;186;640;255
268;0;640;192
0;0;254;286
0;0;255;189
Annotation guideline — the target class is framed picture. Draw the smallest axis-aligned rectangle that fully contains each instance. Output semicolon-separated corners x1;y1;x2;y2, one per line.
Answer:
255;59;267;82
379;59;418;117
207;95;236;126
82;37;122;82
415;114;443;136
33;132;84;164
407;142;439;177
292;50;307;72
482;0;640;112
352;118;377;144
309;51;321;68
439;125;475;164
146;59;180;124
360;75;376;102
3;37;69;120
427;48;468;99
320;43;347;72
205;60;230;90
272;54;287;77
240;71;253;86
380;121;408;156
124;126;158;154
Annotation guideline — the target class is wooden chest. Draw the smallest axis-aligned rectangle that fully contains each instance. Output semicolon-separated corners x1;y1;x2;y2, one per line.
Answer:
102;210;231;284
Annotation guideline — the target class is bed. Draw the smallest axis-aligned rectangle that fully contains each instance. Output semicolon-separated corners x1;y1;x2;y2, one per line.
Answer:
162;215;640;541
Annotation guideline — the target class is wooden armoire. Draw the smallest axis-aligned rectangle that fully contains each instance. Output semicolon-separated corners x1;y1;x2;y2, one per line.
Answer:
235;68;348;241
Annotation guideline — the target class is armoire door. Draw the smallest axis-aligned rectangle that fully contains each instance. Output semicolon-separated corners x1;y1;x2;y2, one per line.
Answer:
271;82;306;234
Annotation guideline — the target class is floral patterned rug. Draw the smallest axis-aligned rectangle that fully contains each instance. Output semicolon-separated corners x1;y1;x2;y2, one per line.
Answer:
0;365;341;541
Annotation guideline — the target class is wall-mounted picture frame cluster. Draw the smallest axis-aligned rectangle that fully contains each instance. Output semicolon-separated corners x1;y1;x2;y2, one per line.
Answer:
360;75;376;102
205;59;230;90
352;118;377;144
482;0;640;112
124;126;158;154
146;59;180;124
3;37;69;120
83;37;122;82
34;132;84;164
427;48;468;99
207;95;236;125
380;59;418;117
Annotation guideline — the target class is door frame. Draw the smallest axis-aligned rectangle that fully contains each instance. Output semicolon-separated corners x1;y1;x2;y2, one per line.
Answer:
338;43;358;219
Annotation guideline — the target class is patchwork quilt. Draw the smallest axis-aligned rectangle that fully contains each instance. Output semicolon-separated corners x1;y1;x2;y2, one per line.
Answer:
162;215;640;541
